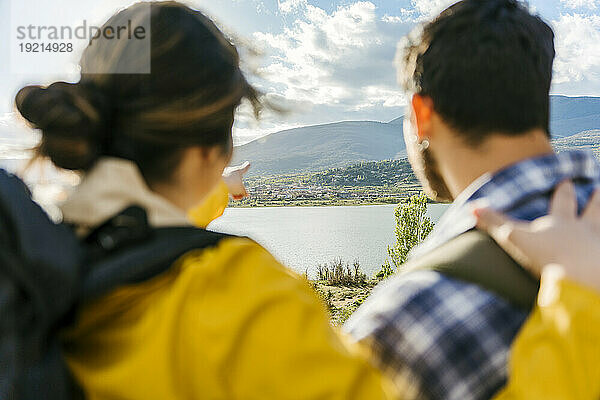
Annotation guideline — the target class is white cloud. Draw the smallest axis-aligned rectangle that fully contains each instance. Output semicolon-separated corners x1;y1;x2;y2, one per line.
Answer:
552;13;600;86
353;86;407;110
0;112;39;159
382;9;417;23
243;1;406;143
232;93;314;145
409;0;539;20
277;0;307;14
407;0;539;18
560;0;598;10
411;0;458;18
233;122;302;145
382;14;403;23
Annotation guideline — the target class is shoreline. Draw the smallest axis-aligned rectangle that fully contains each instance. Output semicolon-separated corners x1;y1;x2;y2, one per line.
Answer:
229;200;441;209
229;202;400;209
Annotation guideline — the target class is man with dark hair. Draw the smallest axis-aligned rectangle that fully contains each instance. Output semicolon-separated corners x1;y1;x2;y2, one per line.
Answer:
344;1;600;399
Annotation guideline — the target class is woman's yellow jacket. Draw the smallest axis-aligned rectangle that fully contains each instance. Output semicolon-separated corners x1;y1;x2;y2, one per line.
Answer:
60;159;397;399
63;236;397;399
495;271;600;400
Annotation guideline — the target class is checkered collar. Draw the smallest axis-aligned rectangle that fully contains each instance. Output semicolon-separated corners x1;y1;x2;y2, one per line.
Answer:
410;150;600;260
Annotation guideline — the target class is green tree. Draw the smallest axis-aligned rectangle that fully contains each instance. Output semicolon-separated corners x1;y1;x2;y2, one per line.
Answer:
376;193;434;279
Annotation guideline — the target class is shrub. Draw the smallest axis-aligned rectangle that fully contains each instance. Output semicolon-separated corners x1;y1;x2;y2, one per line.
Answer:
376;193;434;280
317;258;367;287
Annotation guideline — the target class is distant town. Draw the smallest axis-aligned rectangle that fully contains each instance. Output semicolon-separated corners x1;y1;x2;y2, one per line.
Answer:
231;159;424;207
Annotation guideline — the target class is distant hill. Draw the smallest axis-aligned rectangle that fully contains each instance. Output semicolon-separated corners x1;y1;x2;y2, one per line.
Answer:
232;121;406;176
552;130;600;159
388;116;404;125
233;95;600;176
550;96;600;138
307;159;416;187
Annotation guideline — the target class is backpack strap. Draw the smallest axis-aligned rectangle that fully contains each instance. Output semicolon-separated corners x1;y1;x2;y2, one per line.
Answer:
80;206;233;302
402;230;540;310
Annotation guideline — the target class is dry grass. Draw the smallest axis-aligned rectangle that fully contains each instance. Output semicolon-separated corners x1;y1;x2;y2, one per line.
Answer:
316;259;367;287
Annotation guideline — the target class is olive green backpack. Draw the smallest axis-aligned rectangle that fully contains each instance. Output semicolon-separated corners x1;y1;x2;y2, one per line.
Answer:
402;230;539;310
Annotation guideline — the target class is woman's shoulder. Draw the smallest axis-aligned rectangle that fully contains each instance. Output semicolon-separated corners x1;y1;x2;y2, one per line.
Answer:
180;235;276;267
175;235;305;294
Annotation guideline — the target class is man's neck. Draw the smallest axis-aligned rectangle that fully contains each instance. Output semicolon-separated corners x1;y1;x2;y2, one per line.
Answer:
439;129;555;199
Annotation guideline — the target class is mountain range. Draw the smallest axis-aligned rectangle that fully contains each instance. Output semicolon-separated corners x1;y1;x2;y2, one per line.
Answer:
233;95;600;176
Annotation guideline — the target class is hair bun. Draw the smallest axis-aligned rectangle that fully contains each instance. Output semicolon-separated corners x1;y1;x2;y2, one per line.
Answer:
15;81;111;170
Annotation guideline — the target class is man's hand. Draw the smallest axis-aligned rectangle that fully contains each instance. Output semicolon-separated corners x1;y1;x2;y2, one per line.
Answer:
474;181;600;293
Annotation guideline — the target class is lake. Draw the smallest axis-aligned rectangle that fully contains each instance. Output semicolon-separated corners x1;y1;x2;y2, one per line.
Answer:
208;204;449;277
0;157;450;276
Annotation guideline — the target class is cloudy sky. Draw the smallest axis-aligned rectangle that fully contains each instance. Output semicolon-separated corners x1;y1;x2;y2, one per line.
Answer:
1;0;600;145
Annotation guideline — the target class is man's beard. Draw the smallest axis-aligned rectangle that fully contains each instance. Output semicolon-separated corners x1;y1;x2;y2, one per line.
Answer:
412;147;454;203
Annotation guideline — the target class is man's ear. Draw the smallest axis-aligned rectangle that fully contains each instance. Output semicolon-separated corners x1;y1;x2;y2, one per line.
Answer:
411;94;435;141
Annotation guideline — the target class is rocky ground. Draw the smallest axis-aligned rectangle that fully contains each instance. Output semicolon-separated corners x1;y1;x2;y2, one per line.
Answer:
312;281;377;326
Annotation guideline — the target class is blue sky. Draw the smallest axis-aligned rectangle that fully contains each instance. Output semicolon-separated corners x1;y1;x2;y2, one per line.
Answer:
1;0;600;144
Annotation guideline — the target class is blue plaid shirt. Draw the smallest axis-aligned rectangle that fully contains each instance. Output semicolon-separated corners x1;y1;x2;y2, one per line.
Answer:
344;151;600;400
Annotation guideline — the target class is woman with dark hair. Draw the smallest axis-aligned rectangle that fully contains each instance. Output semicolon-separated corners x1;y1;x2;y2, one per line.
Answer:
15;2;397;399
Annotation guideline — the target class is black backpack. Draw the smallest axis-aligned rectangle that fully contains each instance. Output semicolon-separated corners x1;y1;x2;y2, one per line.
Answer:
0;169;230;399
